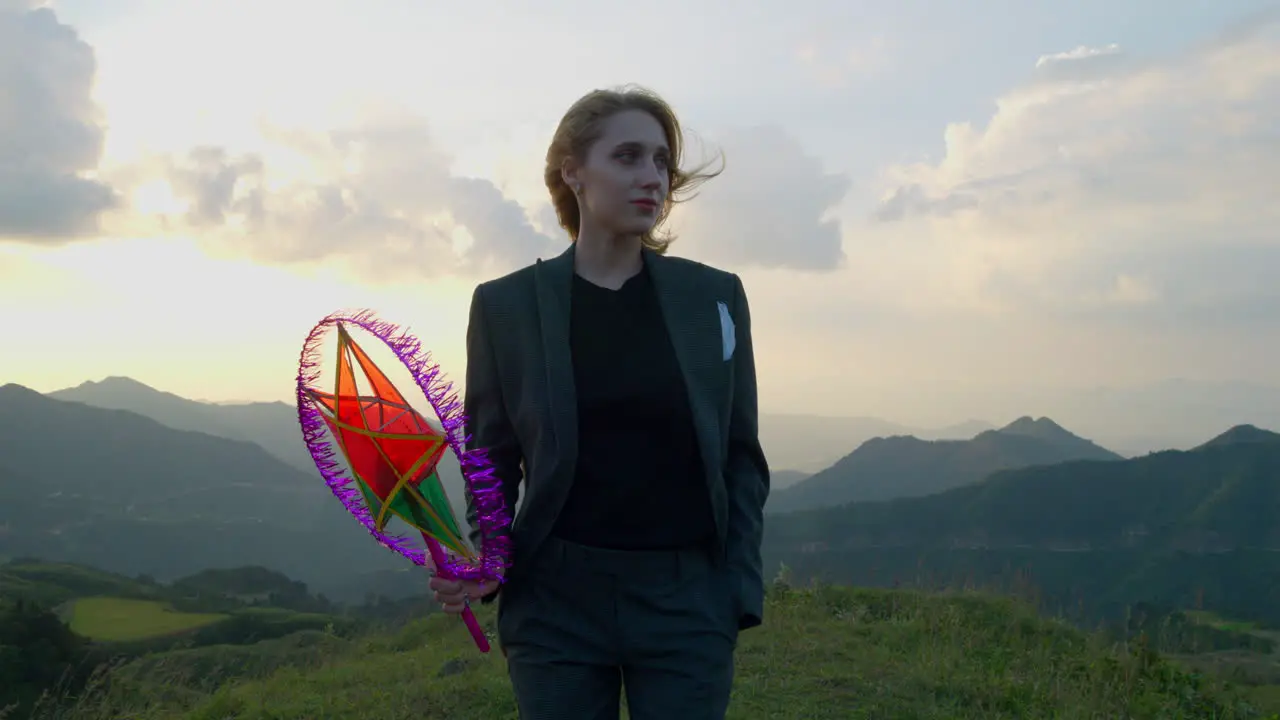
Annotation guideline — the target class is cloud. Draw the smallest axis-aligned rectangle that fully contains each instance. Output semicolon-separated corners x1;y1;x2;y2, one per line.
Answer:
115;112;560;279
0;2;117;241
531;202;569;242
1032;43;1129;83
671;125;850;271
795;35;892;89
116;114;847;277
446;176;561;272
866;20;1280;320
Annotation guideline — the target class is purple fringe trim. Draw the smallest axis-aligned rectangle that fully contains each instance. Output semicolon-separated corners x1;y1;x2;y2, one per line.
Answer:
295;309;511;583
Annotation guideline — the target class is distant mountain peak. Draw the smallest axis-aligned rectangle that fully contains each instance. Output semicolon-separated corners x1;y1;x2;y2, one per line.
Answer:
51;377;201;410
73;376;161;392
101;375;147;385
1001;415;1066;433
0;383;40;398
1198;424;1280;449
997;415;1076;441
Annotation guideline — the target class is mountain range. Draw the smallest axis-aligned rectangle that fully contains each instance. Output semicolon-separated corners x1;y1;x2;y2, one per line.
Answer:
47;377;475;525
764;424;1280;626
7;375;1278;624
0;376;1014;599
46;378;1074;511
767;416;1122;513
754;413;995;473
50;375;1280;471
48;377;316;471
0;383;407;599
51;377;991;477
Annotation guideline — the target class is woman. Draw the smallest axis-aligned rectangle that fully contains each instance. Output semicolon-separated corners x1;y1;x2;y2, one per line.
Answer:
430;85;770;720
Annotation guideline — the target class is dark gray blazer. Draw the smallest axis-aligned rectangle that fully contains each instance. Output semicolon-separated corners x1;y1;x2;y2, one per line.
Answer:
462;244;771;630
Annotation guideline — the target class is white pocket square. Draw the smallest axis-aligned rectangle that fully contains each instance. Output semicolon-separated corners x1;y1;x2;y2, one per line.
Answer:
717;301;736;361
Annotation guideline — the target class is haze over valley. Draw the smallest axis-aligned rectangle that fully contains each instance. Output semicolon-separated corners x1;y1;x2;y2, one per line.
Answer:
3;376;1276;616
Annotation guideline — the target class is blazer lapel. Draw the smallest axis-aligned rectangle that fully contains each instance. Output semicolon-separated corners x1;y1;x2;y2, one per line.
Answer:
533;245;579;484
644;249;726;491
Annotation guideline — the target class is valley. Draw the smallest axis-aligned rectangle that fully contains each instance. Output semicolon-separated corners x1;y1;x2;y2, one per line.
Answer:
2;376;1278;718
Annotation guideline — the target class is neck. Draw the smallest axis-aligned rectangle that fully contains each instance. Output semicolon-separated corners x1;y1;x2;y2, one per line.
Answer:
573;227;644;287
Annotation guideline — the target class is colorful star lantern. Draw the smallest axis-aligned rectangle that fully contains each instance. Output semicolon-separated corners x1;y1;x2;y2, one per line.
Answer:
295;310;511;653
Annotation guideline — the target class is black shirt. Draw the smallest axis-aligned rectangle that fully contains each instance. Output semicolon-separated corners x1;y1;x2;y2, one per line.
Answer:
550;265;716;550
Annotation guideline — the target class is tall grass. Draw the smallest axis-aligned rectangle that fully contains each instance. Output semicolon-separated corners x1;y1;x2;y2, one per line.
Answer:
17;579;1278;720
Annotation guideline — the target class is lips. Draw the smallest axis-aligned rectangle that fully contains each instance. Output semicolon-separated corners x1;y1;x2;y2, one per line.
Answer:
631;199;658;209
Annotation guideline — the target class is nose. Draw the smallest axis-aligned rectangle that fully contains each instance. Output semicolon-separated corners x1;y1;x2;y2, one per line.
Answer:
639;162;663;190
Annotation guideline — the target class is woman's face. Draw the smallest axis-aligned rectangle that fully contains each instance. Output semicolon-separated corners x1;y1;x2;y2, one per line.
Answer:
568;109;671;238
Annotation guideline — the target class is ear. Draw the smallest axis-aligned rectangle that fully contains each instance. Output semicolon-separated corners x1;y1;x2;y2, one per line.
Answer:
560;156;581;190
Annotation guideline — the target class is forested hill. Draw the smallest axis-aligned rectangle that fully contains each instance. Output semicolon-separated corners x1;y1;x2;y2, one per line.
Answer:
768;416;1122;513
765;425;1280;627
768;424;1279;551
0;384;406;596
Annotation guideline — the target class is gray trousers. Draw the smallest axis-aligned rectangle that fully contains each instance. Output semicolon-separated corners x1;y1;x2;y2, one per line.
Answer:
497;536;739;720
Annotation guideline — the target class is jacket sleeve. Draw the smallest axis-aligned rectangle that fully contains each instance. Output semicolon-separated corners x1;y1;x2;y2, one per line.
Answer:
462;284;523;603
724;274;770;629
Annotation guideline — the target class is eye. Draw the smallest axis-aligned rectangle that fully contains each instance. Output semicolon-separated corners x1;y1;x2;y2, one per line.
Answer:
615;149;638;163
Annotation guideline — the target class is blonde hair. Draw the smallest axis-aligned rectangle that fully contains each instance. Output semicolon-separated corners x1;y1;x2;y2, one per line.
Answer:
543;85;722;254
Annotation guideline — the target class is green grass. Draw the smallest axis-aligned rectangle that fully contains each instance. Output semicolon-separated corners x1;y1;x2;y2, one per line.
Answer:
1188;611;1280;638
1172;611;1280;714
40;583;1279;720
80;630;356;712
67;597;228;642
235;606;334;621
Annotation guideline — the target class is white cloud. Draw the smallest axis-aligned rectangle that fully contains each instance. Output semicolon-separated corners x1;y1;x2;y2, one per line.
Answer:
865;20;1280;320
670;125;850;271
109;111;561;280
1035;43;1122;69
0;1;117;241
108;115;851;277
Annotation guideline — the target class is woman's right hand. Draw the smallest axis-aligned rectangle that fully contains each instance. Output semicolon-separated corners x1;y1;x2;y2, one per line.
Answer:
428;576;501;614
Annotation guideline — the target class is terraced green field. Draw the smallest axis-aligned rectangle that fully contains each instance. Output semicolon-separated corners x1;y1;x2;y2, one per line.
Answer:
68;597;228;642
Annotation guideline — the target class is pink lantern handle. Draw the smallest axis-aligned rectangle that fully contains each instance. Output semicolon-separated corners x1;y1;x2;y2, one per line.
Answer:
460;605;490;652
423;533;492;653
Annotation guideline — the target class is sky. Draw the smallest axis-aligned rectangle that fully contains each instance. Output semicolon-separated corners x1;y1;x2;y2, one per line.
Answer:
2;0;1278;428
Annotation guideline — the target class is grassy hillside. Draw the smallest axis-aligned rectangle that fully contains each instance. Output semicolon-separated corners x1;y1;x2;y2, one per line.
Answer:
1169;611;1280;715
0;560;368;718
0;560;164;610
40;584;1277;720
2;559;354;648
